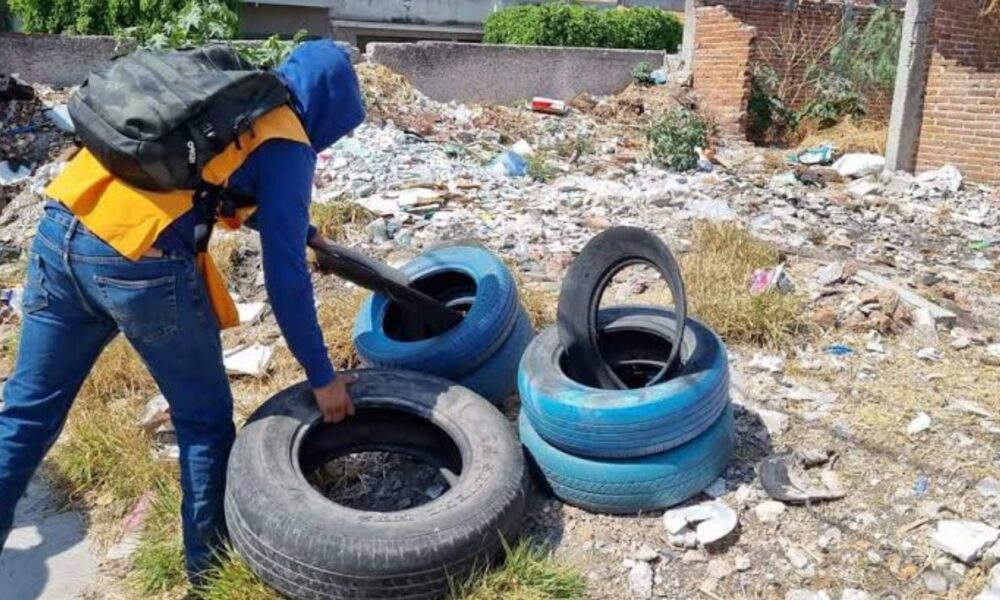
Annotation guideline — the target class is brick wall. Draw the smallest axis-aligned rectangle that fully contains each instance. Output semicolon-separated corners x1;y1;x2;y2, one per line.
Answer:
692;6;756;132
693;0;897;135
915;0;1000;184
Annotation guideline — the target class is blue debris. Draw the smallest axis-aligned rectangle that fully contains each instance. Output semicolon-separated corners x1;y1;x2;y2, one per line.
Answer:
824;344;855;356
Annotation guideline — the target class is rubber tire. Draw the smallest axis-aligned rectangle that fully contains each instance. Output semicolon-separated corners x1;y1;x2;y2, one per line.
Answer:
456;307;533;404
226;370;527;600
519;306;729;459
520;405;734;514
557;227;687;389
353;246;525;404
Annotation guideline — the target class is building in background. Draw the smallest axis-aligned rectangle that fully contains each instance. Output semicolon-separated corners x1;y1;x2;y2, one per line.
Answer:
240;0;684;47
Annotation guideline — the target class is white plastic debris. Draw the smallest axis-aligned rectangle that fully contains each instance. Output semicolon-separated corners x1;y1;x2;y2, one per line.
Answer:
917;347;942;362
832;153;885;178
223;343;275;377
236;301;267;325
44;105;75;133
907;412;932;436
915;164;963;193
662;500;737;545
138;394;170;433
749;353;785;373
931;520;1000;563
0;161;30;186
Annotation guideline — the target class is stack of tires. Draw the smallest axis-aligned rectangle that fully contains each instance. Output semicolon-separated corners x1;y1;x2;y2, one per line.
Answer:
353;245;532;405
518;228;735;513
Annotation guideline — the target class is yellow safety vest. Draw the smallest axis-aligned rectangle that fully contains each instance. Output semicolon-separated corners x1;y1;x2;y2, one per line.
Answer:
45;105;311;329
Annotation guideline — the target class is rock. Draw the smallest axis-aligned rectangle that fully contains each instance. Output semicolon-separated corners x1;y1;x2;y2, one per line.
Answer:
734;554;752;571
785;590;831;600
814;262;845;286
866;549;883;564
931;520;1000;563
847;179;881;199
818;526;843;551
661;500;738;545
917;347;943;362
749;353;785;373
949;400;993;418
756;409;791;436
978;477;1000;498
707;558;733;579
908;412;932;436
633;544;659;562
704;477;726;498
754;500;787;523
627;560;654;599
922;569;950;593
841;590;871;600
786;545;811;570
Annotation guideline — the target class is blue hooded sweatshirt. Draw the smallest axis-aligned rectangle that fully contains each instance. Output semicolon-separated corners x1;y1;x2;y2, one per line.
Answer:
130;40;364;388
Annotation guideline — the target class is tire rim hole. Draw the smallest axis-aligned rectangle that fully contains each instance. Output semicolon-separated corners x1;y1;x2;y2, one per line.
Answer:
300;408;463;512
383;270;477;341
560;327;676;390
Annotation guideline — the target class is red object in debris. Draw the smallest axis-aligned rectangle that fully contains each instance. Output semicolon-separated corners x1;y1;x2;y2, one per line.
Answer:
531;97;568;115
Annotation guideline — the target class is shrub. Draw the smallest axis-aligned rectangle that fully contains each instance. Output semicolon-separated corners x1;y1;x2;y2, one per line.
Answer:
645;108;709;171
483;2;682;52
8;0;238;35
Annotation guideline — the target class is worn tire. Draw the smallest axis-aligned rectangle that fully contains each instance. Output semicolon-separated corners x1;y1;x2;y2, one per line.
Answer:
520;306;729;458
353;246;528;404
520;406;734;514
557;227;687;389
225;370;527;600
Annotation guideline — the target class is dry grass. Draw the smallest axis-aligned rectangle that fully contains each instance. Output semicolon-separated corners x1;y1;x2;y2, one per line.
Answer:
310;201;374;243
356;63;420;123
208;233;243;282
797;119;888;155
316;289;369;370
49;340;170;512
680;223;805;346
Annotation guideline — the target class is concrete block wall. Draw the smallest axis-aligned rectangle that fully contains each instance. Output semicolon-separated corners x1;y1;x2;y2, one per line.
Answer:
915;0;1000;184
692;6;755;133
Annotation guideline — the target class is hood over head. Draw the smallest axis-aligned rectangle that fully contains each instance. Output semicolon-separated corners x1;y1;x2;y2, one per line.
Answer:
276;40;365;152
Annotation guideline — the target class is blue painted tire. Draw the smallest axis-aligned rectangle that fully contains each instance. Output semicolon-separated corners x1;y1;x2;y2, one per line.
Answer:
520;406;734;514
519;306;729;459
353;246;527;404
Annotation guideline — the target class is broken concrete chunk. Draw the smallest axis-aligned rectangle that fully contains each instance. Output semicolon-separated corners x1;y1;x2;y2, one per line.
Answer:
223;343;275;377
813;262;845;287
756;408;791;436
853;270;957;325
753;500;786;523
786;545;811;569
633;544;659;562
785;590;831;600
907;412;932;436
949;400;993;418
661;499;738;546
627;560;654;600
931;520;1000;563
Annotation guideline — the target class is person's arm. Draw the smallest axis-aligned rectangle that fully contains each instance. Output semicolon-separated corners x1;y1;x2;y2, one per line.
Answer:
249;141;355;421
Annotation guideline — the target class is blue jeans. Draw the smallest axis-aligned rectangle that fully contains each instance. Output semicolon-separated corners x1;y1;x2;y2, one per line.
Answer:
0;208;235;582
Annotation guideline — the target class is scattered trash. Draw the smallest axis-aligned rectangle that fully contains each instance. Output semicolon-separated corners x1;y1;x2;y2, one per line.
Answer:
915;164;963;193
138;394;170;434
832;153;885;178
758;452;845;504
813;262;846;287
530;97;568;116
0;287;23;323
847;179;881;199
749;353;785;373
662;500;738;546
0;74;34;101
649;68;669;85
795;144;834;166
853;270;957;325
43;105;74;133
977;477;1000;498
0;161;30;186
931;520;1000;563
235;301;267;325
914;475;930;497
969;239;995;252
704;477;726;498
223;343;275;377
908;412;932;436
824;344;854;356
684;198;737;221
948;399;993;418
488;149;528;177
748;264;794;296
916;347;942;362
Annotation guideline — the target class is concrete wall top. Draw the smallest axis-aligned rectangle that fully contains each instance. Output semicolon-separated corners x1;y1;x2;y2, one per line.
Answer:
368;41;667;104
331;0;685;27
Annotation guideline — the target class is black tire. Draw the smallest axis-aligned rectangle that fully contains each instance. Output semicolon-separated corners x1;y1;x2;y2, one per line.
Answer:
557;227;687;389
225;370;527;600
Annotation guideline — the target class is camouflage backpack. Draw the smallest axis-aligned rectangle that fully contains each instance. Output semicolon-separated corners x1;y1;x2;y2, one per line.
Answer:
69;45;289;191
